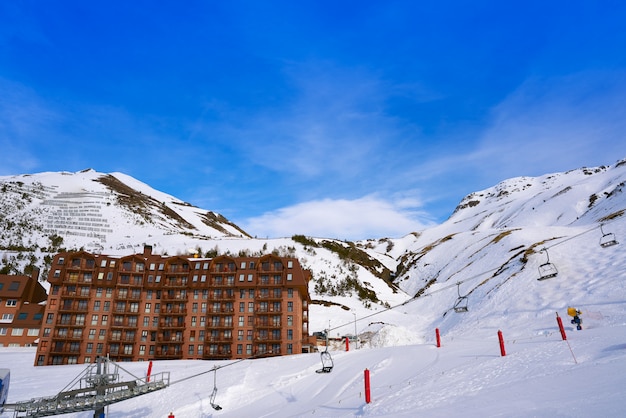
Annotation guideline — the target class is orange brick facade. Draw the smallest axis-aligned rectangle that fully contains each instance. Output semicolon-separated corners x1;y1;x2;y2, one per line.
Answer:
0;270;47;347
34;246;312;366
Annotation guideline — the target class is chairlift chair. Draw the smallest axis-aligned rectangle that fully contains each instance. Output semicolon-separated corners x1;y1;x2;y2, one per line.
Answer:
537;248;558;281
315;331;334;374
209;367;222;410
316;350;334;374
453;282;469;313
599;224;618;248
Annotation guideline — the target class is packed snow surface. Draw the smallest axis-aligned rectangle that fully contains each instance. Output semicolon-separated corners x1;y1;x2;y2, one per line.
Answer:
3;217;626;417
2;162;626;417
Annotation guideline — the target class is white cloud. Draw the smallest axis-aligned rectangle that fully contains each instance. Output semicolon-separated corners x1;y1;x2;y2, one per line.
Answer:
240;195;433;240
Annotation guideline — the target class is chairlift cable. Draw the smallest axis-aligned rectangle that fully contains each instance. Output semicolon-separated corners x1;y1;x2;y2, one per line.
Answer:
323;216;625;333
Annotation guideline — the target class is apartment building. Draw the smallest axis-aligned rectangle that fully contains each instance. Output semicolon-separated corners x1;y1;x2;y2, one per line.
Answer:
0;270;47;347
34;246;313;366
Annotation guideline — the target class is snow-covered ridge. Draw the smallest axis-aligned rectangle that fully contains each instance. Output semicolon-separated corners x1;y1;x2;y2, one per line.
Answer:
1;159;625;341
0;169;250;254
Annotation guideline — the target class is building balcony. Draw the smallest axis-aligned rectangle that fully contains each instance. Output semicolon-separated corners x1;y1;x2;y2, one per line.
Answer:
154;348;184;359
110;322;139;330
51;333;82;341
60;290;91;298
207;294;235;301
202;349;232;360
55;320;86;328
158;320;186;329
58;305;90;313
206;323;234;330
208;306;234;314
254;336;282;343
255;321;282;329
161;306;187;314
161;293;189;302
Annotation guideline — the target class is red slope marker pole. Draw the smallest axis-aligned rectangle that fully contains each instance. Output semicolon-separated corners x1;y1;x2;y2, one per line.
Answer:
498;330;506;357
346;337;350;351
436;328;441;348
146;360;153;382
364;368;371;404
556;312;567;340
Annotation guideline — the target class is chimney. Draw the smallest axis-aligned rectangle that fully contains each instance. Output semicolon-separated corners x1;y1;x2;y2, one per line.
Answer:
143;245;153;256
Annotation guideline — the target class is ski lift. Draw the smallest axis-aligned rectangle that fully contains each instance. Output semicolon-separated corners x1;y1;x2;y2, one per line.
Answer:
316;350;334;374
209;367;222;410
315;331;334;373
599;224;618;248
453;282;469;313
537;248;558;281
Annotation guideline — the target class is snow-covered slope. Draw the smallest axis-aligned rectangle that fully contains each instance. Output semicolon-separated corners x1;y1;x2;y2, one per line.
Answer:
1;160;625;340
0;169;249;253
2;159;626;416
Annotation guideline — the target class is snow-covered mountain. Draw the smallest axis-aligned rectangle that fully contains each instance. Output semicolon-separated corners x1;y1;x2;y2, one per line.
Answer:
1;159;625;340
2;158;626;417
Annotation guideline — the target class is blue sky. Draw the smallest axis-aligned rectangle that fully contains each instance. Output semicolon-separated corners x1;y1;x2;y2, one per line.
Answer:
1;1;626;240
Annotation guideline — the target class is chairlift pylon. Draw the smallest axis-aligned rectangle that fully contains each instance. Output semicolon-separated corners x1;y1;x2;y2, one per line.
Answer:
453;282;469;313
537;247;558;281
599;223;619;248
209;366;222;410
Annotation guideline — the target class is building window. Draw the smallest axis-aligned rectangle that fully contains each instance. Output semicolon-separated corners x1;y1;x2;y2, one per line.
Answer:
287;273;293;281
287;316;293;326
287;344;293;354
11;328;24;336
288;302;293;312
5;299;17;307
2;313;15;322
287;329;293;340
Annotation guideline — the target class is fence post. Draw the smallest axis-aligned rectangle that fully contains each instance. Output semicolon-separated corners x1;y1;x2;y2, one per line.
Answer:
498;330;506;356
435;328;441;348
146;360;153;382
556;312;567;340
364;369;371;404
